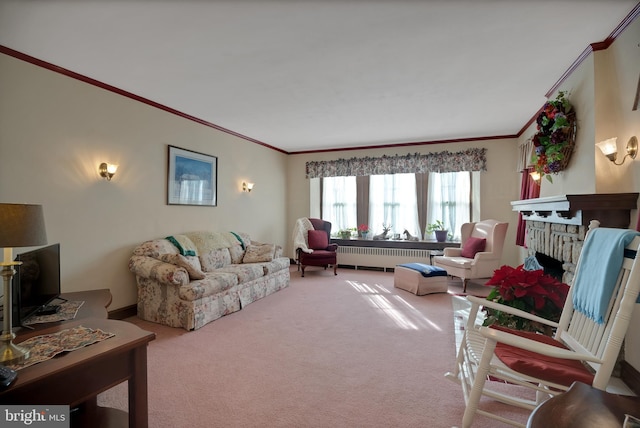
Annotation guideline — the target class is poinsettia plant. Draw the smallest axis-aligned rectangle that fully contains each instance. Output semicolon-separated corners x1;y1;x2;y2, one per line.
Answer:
482;264;570;335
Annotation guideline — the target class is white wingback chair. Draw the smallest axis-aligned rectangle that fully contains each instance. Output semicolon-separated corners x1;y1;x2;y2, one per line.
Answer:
433;219;508;292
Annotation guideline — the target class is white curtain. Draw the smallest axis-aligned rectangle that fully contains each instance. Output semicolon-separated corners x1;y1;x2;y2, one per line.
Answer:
322;176;357;234
426;172;470;241
369;173;421;238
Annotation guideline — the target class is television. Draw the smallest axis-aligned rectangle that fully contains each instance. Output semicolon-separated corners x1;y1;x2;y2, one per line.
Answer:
2;243;61;327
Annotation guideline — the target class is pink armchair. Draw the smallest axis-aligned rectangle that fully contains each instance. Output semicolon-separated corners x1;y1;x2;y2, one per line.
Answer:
433;219;508;292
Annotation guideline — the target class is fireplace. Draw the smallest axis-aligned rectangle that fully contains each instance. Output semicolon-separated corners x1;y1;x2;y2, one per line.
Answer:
533;251;564;281
511;193;638;284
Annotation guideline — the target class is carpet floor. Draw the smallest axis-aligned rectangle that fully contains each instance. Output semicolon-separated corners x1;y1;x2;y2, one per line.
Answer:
98;267;530;427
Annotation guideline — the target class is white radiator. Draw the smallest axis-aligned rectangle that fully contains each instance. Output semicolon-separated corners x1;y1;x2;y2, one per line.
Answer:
336;246;432;271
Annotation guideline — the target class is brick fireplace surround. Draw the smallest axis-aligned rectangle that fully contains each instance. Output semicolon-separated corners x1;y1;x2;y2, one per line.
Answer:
511;192;640;394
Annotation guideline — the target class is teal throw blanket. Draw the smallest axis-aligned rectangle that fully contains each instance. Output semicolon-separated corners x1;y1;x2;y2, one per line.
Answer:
166;235;198;257
572;228;640;324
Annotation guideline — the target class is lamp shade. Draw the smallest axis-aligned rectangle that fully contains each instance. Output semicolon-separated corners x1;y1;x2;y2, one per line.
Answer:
596;138;618;156
0;204;47;248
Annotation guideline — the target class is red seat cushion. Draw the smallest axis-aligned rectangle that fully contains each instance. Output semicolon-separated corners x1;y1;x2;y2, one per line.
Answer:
491;325;595;387
300;250;336;266
460;237;486;258
308;230;329;250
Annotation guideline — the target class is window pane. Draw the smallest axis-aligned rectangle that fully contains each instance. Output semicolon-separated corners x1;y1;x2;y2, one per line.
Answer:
426;172;471;241
369;174;421;238
322;176;357;234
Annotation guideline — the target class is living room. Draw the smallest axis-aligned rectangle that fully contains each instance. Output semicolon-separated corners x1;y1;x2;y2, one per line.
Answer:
1;2;640;425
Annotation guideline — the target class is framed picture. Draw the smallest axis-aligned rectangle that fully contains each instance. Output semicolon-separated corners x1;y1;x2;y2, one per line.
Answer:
167;145;217;206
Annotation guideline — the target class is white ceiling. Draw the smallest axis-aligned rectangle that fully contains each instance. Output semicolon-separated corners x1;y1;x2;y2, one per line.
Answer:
0;1;638;153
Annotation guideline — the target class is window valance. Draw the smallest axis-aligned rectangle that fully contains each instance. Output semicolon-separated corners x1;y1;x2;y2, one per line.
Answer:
305;148;487;178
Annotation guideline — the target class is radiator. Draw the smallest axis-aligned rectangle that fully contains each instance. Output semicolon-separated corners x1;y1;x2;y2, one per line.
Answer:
336;246;432;271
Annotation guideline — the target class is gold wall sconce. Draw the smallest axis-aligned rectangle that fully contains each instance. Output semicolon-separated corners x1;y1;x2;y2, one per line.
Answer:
596;136;638;165
529;170;541;183
242;182;254;192
99;163;118;181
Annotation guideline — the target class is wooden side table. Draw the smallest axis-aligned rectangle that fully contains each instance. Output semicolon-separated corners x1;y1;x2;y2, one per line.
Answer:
3;289;156;427
527;381;640;428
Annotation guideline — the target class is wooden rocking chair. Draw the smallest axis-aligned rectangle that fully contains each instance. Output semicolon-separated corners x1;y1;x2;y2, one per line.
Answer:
445;224;640;427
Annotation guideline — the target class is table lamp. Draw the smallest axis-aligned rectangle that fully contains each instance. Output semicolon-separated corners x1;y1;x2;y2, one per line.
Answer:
0;204;47;365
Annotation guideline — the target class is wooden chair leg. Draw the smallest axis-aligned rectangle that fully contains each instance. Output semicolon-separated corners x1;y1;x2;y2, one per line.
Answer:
462;278;469;293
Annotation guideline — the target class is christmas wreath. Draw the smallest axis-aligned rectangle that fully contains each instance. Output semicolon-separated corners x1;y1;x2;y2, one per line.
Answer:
531;91;576;182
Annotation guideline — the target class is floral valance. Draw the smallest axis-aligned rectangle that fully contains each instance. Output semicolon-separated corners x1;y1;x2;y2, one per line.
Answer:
305;148;487;178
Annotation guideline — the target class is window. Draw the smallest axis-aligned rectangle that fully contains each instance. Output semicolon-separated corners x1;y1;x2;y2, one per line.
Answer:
369;174;421;238
321;176;357;234
318;171;477;241
426;172;471;241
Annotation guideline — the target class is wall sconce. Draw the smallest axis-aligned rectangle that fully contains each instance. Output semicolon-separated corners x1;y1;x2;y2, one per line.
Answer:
99;163;118;181
529;170;541;183
596;136;638;165
242;182;254;192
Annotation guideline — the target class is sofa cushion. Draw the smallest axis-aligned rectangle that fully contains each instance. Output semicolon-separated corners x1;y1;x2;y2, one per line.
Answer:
308;230;329;250
178;272;239;301
243;244;276;263
229;245;246;264
200;248;232;272
261;257;291;275
460;237;486;258
217;264;265;283
159;254;206;280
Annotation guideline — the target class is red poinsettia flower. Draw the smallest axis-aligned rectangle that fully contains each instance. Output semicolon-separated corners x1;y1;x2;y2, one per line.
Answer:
484;264;570;332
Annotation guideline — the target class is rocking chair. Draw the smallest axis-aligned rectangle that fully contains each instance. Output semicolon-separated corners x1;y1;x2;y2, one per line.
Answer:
446;224;640;427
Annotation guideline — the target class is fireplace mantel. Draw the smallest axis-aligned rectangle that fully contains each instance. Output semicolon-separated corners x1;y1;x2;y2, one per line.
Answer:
511;193;638;228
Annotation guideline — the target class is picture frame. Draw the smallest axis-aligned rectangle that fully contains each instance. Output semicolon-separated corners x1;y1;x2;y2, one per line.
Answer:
167;145;217;206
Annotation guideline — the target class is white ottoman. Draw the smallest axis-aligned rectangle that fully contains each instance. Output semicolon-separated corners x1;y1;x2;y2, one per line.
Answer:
394;263;449;295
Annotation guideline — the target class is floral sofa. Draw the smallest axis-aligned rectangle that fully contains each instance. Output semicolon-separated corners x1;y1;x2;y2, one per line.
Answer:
128;231;290;330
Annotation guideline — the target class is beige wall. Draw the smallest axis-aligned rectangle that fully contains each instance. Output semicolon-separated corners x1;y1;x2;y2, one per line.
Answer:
0;54;288;310
286;140;522;268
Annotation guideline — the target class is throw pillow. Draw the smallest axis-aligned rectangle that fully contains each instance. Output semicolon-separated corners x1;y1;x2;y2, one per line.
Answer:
307;230;329;250
159;254;206;280
461;237;486;259
199;248;232;272
242;244;276;263
229;245;245;264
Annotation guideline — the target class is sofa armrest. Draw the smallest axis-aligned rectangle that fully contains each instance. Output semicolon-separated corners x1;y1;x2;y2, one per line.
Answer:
443;247;462;257
326;243;338;252
473;251;500;262
128;255;190;286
